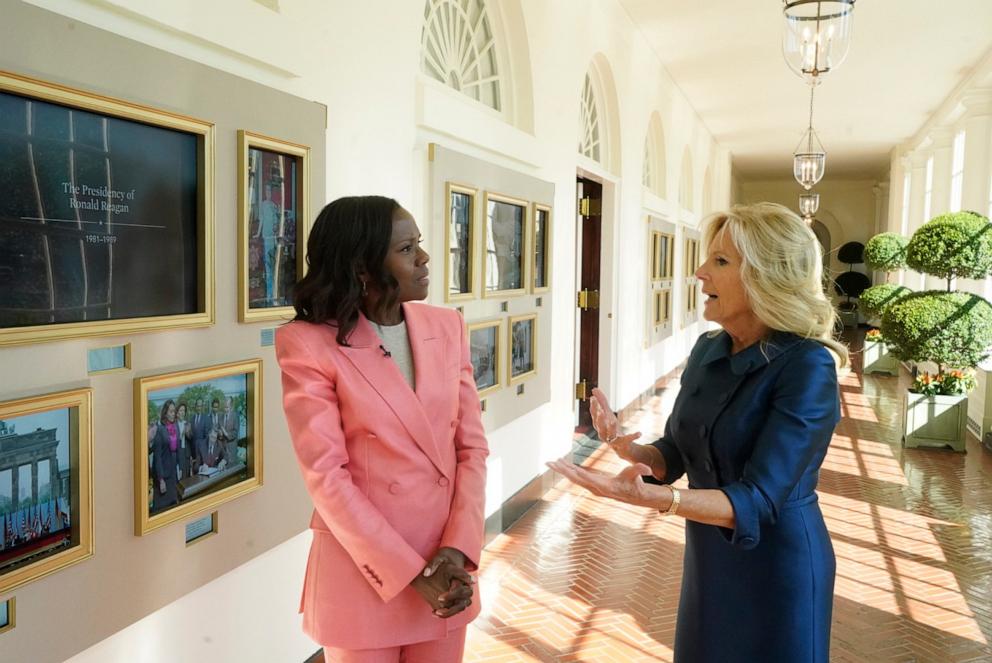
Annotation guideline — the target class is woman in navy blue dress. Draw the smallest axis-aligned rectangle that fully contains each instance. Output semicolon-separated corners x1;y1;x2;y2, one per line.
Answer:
550;202;846;663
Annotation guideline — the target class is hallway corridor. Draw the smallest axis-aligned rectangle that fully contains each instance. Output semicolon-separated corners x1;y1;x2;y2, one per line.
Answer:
464;340;992;662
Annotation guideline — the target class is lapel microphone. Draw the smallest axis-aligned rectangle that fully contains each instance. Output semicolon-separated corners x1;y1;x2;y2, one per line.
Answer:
379;344;391;358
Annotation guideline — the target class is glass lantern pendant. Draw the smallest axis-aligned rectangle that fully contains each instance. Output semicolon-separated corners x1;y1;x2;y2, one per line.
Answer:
794;128;826;190
782;0;856;85
799;191;820;218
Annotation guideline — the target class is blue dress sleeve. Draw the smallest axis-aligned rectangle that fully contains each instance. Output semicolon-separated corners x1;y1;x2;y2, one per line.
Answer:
645;416;685;485
719;344;839;550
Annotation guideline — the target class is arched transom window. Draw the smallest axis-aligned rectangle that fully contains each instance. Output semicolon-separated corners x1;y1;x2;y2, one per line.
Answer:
578;73;602;163
420;0;502;111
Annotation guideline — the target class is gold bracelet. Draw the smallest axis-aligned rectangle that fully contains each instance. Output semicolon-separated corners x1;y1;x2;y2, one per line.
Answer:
660;485;681;517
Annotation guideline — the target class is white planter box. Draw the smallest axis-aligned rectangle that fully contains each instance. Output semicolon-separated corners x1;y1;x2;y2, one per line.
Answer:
903;392;968;452
863;341;900;376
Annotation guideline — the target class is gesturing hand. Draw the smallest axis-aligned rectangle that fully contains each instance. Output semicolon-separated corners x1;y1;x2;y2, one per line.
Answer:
590;388;642;463
547;459;667;511
411;547;475;618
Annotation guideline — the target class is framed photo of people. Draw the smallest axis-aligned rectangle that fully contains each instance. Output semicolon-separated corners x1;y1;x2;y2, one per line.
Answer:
0;71;215;347
237;131;310;322
133;359;262;535
483;192;527;298
531;204;551;293
508;313;537;384
0;388;93;595
444;182;477;303
467;319;502;398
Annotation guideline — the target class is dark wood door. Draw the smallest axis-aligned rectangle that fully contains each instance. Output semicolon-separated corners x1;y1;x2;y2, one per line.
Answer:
576;176;602;431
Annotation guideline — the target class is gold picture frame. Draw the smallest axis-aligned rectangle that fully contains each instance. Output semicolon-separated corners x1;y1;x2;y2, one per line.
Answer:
0;597;15;635
444;182;478;303
0;388;94;595
237;131;310;323
508;313;537;384
467;318;502;398
0;70;215;347
531;203;552;294
133;359;262;536
482;192;529;299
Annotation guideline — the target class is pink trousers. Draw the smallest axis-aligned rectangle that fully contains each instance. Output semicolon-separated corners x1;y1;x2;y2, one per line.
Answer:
322;627;466;663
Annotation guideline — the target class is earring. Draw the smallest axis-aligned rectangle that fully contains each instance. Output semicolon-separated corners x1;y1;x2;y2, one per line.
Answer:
361;280;368;296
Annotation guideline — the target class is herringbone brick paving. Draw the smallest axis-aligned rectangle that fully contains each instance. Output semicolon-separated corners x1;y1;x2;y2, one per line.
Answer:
464;333;992;662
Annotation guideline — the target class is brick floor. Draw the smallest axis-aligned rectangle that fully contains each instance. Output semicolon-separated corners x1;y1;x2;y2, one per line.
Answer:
465;334;992;662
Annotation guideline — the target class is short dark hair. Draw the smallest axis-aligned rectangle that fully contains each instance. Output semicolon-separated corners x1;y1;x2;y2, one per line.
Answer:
211;398;220;407
292;196;400;345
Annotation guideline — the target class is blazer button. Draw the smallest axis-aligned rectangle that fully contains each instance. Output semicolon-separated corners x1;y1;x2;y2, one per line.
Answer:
388;482;401;494
698;424;708;438
438;476;450;488
450;420;459;428
368;434;378;440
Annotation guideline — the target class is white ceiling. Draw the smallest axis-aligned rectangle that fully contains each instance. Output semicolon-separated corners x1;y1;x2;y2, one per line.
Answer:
617;0;992;181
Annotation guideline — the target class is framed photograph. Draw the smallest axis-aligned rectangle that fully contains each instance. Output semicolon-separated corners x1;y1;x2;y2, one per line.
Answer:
444;183;477;303
134;359;262;535
532;203;551;293
0;597;13;634
508;313;537;384
467;319;502;398
238;131;309;322
483;192;528;298
0;388;93;595
0;71;214;347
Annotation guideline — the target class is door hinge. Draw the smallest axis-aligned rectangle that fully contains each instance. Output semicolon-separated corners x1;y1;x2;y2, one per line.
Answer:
577;289;600;310
575;380;589;401
578;196;600;217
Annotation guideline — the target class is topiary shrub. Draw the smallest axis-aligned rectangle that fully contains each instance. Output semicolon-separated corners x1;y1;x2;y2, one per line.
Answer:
860;283;912;319
906;211;992;289
864;233;909;272
880;290;992;370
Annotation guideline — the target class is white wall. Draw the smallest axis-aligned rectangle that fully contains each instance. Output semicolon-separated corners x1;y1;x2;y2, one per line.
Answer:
738;179;882;289
18;1;729;660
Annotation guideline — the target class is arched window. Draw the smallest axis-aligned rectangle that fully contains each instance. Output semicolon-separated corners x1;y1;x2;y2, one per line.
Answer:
420;0;502;111
642;113;667;198
578;73;601;163
679;148;694;211
701;167;712;213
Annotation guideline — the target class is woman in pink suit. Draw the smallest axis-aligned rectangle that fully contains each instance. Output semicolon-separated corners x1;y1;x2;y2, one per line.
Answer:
276;196;489;663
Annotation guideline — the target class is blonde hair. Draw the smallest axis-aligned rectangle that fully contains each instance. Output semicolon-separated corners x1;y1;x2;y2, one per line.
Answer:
703;202;848;367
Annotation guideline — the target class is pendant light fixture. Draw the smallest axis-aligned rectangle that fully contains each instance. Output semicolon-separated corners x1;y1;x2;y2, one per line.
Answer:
799;191;820;218
782;0;856;86
794;86;825;189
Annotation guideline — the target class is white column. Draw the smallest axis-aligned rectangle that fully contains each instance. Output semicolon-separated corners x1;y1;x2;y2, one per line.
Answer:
960;89;992;213
905;150;929;289
960;89;992;298
885;151;906;235
924;128;955;289
928;127;955;217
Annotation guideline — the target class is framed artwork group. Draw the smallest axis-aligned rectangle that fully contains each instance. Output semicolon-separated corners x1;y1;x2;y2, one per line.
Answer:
443;183;551;304
0;71;289;601
467;312;538;396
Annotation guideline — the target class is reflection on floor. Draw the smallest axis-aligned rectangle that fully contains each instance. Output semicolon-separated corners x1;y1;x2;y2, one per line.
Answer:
465;332;992;662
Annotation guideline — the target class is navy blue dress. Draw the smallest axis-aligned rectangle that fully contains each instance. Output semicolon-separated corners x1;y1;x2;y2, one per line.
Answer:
648;330;840;662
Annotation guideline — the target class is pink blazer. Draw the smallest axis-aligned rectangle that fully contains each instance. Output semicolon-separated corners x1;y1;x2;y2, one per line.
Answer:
276;302;489;649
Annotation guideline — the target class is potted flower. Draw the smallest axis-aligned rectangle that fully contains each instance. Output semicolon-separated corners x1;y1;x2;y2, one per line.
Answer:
861;327;900;376
859;283;911;376
881;211;992;452
902;370;977;450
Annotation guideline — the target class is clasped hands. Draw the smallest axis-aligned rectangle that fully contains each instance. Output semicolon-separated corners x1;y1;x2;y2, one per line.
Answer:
410;546;475;618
